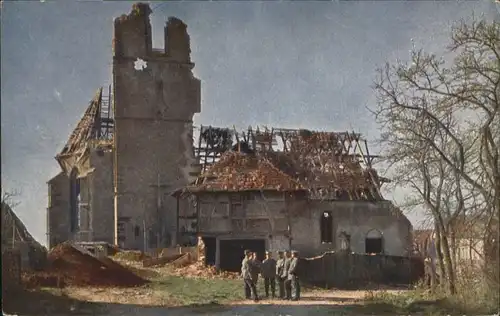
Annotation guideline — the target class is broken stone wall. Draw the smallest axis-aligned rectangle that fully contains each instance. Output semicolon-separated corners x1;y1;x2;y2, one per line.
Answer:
46;172;71;248
113;3;201;250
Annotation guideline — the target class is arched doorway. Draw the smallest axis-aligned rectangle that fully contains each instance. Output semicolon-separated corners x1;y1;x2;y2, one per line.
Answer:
365;229;383;254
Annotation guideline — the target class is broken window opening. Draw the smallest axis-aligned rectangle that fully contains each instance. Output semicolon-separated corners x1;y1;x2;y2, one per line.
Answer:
134;225;140;238
365;229;383;254
134;58;147;71
320;211;333;243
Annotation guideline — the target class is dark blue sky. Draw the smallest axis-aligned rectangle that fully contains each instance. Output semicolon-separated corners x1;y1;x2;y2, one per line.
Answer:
2;1;498;244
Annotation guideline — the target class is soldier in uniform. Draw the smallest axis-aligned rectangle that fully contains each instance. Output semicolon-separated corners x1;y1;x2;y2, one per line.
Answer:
249;252;261;286
288;250;301;301
241;249;259;301
282;250;292;300
275;250;285;299
260;251;277;298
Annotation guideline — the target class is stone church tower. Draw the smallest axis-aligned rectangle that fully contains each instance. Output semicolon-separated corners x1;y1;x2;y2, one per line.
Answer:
112;3;201;250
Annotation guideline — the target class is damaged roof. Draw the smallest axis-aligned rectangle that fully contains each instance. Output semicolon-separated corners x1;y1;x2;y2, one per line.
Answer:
189;127;385;199
55;87;113;175
188;151;305;192
2;201;46;254
57;88;103;158
188;147;380;197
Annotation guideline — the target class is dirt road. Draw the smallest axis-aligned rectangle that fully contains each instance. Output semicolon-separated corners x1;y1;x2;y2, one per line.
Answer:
94;290;403;316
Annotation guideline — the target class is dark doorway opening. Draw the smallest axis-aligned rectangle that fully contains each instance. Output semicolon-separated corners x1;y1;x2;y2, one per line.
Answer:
365;238;383;254
202;237;216;266
219;239;266;272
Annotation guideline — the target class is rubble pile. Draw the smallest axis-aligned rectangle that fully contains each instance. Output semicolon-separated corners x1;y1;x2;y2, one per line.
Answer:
167;238;239;279
171;260;240;279
25;243;148;288
113;250;150;262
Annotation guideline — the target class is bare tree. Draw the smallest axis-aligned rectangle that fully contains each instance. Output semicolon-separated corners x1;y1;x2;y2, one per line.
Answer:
372;18;499;295
1;190;21;208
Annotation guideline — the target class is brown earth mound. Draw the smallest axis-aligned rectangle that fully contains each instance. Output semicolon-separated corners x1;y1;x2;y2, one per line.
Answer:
27;243;148;288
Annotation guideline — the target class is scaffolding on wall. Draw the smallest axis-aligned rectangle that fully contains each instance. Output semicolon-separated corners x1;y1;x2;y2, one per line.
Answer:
98;85;114;141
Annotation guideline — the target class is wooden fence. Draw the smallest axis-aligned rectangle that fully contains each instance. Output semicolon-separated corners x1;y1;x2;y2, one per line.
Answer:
300;251;424;289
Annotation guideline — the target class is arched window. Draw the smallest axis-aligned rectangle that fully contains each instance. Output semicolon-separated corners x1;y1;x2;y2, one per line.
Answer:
69;169;80;233
320;211;333;243
365;229;383;254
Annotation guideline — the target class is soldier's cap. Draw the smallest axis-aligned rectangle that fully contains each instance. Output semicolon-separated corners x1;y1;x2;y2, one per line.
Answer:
291;250;299;254
276;250;284;253
244;249;251;254
265;251;272;254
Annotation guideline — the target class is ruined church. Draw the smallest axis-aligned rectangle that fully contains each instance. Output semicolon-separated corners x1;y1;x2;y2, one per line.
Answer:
47;3;200;250
47;3;413;260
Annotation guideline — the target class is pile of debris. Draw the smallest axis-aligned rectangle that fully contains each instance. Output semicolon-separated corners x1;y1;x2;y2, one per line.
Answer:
171;260;240;279
113;249;151;262
24;243;148;288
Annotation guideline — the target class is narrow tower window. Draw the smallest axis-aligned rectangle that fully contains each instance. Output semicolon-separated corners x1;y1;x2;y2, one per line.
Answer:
320;211;333;243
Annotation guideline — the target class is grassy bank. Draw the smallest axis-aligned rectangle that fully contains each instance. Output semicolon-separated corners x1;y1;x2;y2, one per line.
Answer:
362;284;499;315
150;275;245;305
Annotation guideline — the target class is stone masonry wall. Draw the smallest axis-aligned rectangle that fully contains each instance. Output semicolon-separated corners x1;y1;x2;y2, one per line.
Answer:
89;148;114;244
46;172;71;249
292;200;413;257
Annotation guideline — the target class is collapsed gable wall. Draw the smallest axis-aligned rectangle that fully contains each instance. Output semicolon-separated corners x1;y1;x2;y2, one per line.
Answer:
113;3;201;250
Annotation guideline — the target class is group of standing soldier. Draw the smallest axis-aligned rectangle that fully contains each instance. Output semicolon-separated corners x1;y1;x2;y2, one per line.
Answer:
241;249;301;302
